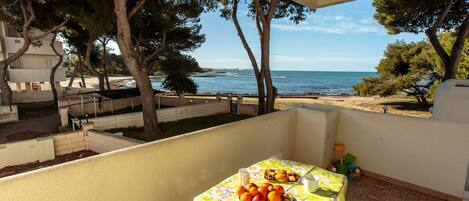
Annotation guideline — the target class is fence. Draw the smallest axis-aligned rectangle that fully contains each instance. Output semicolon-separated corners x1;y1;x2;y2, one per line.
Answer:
0;123;141;169
90;101;230;131
0;105;18;124
0;136;55;169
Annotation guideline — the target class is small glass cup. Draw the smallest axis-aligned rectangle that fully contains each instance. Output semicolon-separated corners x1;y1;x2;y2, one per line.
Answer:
239;168;250;186
302;174;319;193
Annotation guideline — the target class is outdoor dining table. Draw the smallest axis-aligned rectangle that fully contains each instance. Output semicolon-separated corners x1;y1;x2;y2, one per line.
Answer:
194;158;347;201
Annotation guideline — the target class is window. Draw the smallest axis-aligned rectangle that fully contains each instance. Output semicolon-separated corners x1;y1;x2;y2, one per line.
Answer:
8;54;23;69
4;23;19;37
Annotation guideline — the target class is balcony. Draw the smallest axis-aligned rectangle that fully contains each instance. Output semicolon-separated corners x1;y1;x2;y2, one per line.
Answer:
0;105;467;200
8;68;66;83
3;37;64;56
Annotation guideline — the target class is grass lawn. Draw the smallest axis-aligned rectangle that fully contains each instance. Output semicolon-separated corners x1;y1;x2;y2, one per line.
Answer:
104;113;252;142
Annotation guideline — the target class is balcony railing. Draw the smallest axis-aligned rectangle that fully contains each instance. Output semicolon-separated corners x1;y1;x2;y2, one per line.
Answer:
7;68;66;82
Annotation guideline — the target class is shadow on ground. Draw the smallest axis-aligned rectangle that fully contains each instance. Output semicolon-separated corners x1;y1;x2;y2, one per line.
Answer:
380;101;432;112
0;102;59;143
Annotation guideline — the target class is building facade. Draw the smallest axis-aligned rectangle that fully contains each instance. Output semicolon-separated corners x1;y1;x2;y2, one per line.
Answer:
0;21;66;104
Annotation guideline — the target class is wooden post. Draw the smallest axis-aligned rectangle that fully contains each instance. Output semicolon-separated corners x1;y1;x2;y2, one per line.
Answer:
110;99;114;113
237;95;243;115
93;93;97;118
227;94;232;113
157;94;161;109
131;97;134;110
80;95;84;115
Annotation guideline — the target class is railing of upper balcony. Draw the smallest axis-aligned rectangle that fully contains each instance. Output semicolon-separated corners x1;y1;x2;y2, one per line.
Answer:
8;54;23;69
4;23;19;38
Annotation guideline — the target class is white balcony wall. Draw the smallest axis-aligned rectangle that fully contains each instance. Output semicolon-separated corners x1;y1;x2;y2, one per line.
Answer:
0;137;55;169
20;54;58;69
0;109;297;201
0;106;468;200
8;68;66;82
336;108;469;198
3;37;64;56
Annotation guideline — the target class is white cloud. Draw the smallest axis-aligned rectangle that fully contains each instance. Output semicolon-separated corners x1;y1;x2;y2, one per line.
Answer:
272;14;385;34
271;55;380;63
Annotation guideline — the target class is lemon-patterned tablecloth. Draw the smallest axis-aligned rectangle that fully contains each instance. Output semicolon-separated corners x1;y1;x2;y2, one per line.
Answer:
194;158;346;201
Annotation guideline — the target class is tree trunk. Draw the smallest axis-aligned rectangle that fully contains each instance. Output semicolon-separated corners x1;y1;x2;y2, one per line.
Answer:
232;0;265;114
100;39;111;90
78;57;86;88
114;0;159;136
49;32;63;104
446;16;469;80
83;35;105;91
424;2;469;81
0;62;12;106
68;65;78;87
79;66;86;88
261;23;275;113
253;0;277;113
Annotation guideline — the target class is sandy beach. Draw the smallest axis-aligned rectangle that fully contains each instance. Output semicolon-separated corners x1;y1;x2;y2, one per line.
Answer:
63;76;431;118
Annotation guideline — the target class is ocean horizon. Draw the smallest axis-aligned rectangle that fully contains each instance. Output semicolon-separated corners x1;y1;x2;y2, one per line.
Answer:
127;69;377;95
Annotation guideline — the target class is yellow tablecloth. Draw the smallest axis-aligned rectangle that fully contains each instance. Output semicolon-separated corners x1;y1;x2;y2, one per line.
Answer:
194;158;347;201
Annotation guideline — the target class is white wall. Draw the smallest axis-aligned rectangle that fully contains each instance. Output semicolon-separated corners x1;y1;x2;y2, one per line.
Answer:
91;101;229;130
0;105;18;124
52;131;86;156
433;79;469;124
8;68;66;83
0;109;297;201
87;130;142;153
336;108;469;198
12;91;53;103
3;36;64;56
0;137;55;169
294;105;337;168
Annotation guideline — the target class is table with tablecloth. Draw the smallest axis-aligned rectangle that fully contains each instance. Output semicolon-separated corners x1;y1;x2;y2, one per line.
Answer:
194;158;347;201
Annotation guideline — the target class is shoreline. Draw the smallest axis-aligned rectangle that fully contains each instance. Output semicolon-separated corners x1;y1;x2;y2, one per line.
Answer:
63;76;431;118
63;76;358;96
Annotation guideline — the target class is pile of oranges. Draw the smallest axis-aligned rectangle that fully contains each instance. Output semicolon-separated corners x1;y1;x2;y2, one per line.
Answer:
236;182;291;201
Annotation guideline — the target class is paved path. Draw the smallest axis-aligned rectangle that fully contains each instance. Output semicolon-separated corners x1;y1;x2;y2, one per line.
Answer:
0;102;59;143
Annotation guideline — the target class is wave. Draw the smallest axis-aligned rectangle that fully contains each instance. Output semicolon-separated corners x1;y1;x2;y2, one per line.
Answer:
221;72;287;79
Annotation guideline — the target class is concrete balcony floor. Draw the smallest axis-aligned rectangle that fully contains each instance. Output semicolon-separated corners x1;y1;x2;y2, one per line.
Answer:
347;176;445;201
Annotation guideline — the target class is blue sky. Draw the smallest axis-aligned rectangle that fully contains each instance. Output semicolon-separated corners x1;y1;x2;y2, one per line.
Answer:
189;0;426;72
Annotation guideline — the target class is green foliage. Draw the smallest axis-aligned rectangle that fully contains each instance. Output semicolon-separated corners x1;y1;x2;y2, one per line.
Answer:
433;32;469;79
159;54;200;95
162;73;198;95
218;0;312;23
354;40;436;106
355;32;468;106
373;0;467;34
129;0;206;69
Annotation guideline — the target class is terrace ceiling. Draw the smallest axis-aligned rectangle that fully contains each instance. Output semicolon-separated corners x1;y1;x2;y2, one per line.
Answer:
293;0;352;9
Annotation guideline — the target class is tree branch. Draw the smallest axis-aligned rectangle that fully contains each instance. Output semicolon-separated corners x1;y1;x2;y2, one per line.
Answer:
143;31;166;66
233;0;260;75
267;0;277;22
254;0;267;24
127;0;145;19
30;18;69;41
255;9;263;37
425;1;454;64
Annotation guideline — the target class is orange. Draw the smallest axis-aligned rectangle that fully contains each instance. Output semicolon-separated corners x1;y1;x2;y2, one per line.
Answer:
249;186;259;196
273;185;284;195
236;185;248;197
258;186;269;198
246;182;258;190
267;191;281;201
240;192;253;201
261;182;273;188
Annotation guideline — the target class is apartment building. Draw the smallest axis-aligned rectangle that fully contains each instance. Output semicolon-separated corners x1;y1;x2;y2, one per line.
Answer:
0;21;66;104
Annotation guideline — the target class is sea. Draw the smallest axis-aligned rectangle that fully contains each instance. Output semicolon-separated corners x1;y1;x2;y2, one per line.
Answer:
141;70;375;95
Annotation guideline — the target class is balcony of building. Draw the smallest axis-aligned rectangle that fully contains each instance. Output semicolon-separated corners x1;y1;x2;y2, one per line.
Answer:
0;102;467;200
